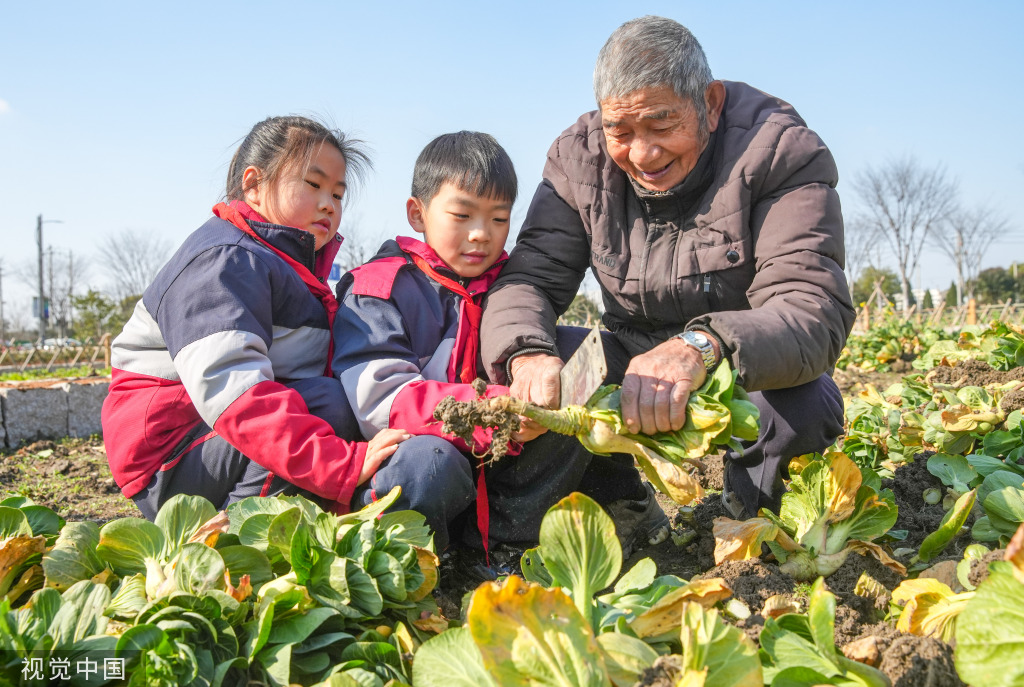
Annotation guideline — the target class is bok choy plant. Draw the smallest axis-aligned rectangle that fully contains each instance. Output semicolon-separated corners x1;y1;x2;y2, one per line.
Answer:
713;451;904;581
25;489;443;686
413;493;745;687
759;577;891;687
434;361;758;505
954;522;1024;687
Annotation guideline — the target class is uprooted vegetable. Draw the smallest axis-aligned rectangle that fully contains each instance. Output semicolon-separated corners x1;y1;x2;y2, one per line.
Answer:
433;361;759;505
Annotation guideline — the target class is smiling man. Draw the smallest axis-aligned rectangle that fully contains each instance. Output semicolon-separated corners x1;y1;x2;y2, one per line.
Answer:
481;16;856;525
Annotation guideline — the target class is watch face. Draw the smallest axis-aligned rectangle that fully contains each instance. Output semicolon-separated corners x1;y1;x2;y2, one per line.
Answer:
690;332;709;346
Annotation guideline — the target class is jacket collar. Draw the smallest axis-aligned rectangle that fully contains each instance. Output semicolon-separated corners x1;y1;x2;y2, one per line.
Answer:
394;236;508;292
629;127;721;219
227;200;342;281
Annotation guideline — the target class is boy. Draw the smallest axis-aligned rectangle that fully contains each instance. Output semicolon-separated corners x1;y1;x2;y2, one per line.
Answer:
333;132;667;573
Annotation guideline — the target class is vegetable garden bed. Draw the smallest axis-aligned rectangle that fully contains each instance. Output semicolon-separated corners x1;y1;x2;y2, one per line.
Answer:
2;321;1024;686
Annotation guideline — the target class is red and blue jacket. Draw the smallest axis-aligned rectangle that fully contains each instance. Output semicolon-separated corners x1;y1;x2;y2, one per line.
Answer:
333;236;514;455
102;201;367;506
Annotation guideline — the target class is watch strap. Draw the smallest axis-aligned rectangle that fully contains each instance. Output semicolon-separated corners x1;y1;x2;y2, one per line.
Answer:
676;330;718;372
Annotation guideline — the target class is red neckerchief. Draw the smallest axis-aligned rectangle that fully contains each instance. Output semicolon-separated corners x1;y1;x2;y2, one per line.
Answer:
395;237;505;383
212;201;340;376
395;236;507;563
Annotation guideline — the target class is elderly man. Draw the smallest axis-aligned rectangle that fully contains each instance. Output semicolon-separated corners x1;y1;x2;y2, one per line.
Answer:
481;16;854;533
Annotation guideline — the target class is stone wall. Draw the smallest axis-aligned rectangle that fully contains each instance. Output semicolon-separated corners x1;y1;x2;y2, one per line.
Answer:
0;378;109;448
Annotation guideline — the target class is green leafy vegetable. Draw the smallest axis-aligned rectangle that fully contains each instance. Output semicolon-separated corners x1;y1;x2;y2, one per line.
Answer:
435;361;758;505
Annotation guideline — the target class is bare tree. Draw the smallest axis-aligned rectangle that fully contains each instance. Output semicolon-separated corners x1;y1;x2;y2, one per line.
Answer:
335;215;388;272
852;158;959;314
97;229;173;300
47;249;89;339
934;206;1011;305
842;218;882;290
15;249;88;340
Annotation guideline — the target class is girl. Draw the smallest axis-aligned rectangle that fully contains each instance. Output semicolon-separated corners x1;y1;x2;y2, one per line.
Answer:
102;115;408;519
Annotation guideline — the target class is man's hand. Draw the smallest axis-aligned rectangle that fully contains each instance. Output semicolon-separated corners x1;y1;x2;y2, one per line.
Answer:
508;353;563;441
509;353;563;407
620;338;707;435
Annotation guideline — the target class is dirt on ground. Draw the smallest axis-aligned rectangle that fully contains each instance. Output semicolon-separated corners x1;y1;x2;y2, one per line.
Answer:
0;437;139;523
5;358;1016;686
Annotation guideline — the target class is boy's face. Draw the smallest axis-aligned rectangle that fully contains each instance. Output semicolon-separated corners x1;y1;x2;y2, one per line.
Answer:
407;181;511;278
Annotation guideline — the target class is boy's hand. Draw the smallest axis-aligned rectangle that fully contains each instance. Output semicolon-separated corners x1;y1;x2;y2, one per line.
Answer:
512;417;545;443
358;429;411;485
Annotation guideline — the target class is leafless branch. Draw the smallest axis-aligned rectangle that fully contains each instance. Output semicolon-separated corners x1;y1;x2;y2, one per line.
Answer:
934;205;1011;303
97;229;173;300
851;157;959;313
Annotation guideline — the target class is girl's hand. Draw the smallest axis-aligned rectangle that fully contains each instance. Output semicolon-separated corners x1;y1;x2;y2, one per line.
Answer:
357;429;411;485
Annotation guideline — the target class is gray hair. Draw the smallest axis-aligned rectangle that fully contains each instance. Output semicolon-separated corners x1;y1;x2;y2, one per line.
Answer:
593;16;714;132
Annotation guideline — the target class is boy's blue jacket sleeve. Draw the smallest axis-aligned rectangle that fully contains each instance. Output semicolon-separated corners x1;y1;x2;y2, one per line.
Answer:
333;250;516;456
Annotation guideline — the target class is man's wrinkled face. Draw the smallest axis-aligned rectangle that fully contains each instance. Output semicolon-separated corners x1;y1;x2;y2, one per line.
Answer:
601;84;718;192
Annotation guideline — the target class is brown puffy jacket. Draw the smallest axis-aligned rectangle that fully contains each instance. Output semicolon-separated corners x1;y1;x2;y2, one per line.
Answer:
480;81;855;392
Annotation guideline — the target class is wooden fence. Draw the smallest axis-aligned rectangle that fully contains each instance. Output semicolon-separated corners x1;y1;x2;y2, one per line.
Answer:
0;334;112;373
852;297;1024;334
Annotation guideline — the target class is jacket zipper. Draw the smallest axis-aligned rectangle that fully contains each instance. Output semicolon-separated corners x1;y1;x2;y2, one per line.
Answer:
639;221;659;320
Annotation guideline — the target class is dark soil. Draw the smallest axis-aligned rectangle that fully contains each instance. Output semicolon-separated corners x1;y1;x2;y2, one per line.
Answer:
698;558;797;643
0;437;139;523
13;360;1018;687
883;453;973;555
828;552;905;632
879;634;966;687
699;559;796;613
833;368;905;398
700;452;725;491
927;357;1024;388
926;358;1024;412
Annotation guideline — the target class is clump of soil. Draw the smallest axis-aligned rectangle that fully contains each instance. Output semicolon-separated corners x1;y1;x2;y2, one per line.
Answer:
691;493;729;572
635;655;684;687
827;551;905;632
967;549;1005;588
927;357;1024;388
699;453;725;491
700;559;796;613
698;558;798;642
879;634;966;687
433;379;520;462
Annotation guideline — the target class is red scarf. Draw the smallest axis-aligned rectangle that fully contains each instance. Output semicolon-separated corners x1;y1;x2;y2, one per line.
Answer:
395;237;505;383
396;237;507;562
212;201;340;376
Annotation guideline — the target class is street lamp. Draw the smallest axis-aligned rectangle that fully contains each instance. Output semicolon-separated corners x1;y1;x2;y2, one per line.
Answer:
36;215;63;345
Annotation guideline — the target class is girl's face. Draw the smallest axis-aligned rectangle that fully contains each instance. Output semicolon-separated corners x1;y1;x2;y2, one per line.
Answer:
243;145;348;250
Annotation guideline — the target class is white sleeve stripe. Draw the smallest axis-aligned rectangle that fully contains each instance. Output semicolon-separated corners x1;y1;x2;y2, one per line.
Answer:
111;299;178;380
340;359;420;437
175;330;273;425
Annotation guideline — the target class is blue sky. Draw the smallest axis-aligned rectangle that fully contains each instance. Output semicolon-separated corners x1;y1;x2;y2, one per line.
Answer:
2;1;1022;322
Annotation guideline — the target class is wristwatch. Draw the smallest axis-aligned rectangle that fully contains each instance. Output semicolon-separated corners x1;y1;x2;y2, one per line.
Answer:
676;330;718;372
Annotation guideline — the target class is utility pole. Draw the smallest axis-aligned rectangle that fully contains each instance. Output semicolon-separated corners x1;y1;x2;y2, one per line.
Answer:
35;215;63;345
37;215;45;345
0;262;5;345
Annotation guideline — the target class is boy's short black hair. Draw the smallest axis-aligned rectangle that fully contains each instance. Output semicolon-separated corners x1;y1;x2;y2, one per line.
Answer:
411;131;517;205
